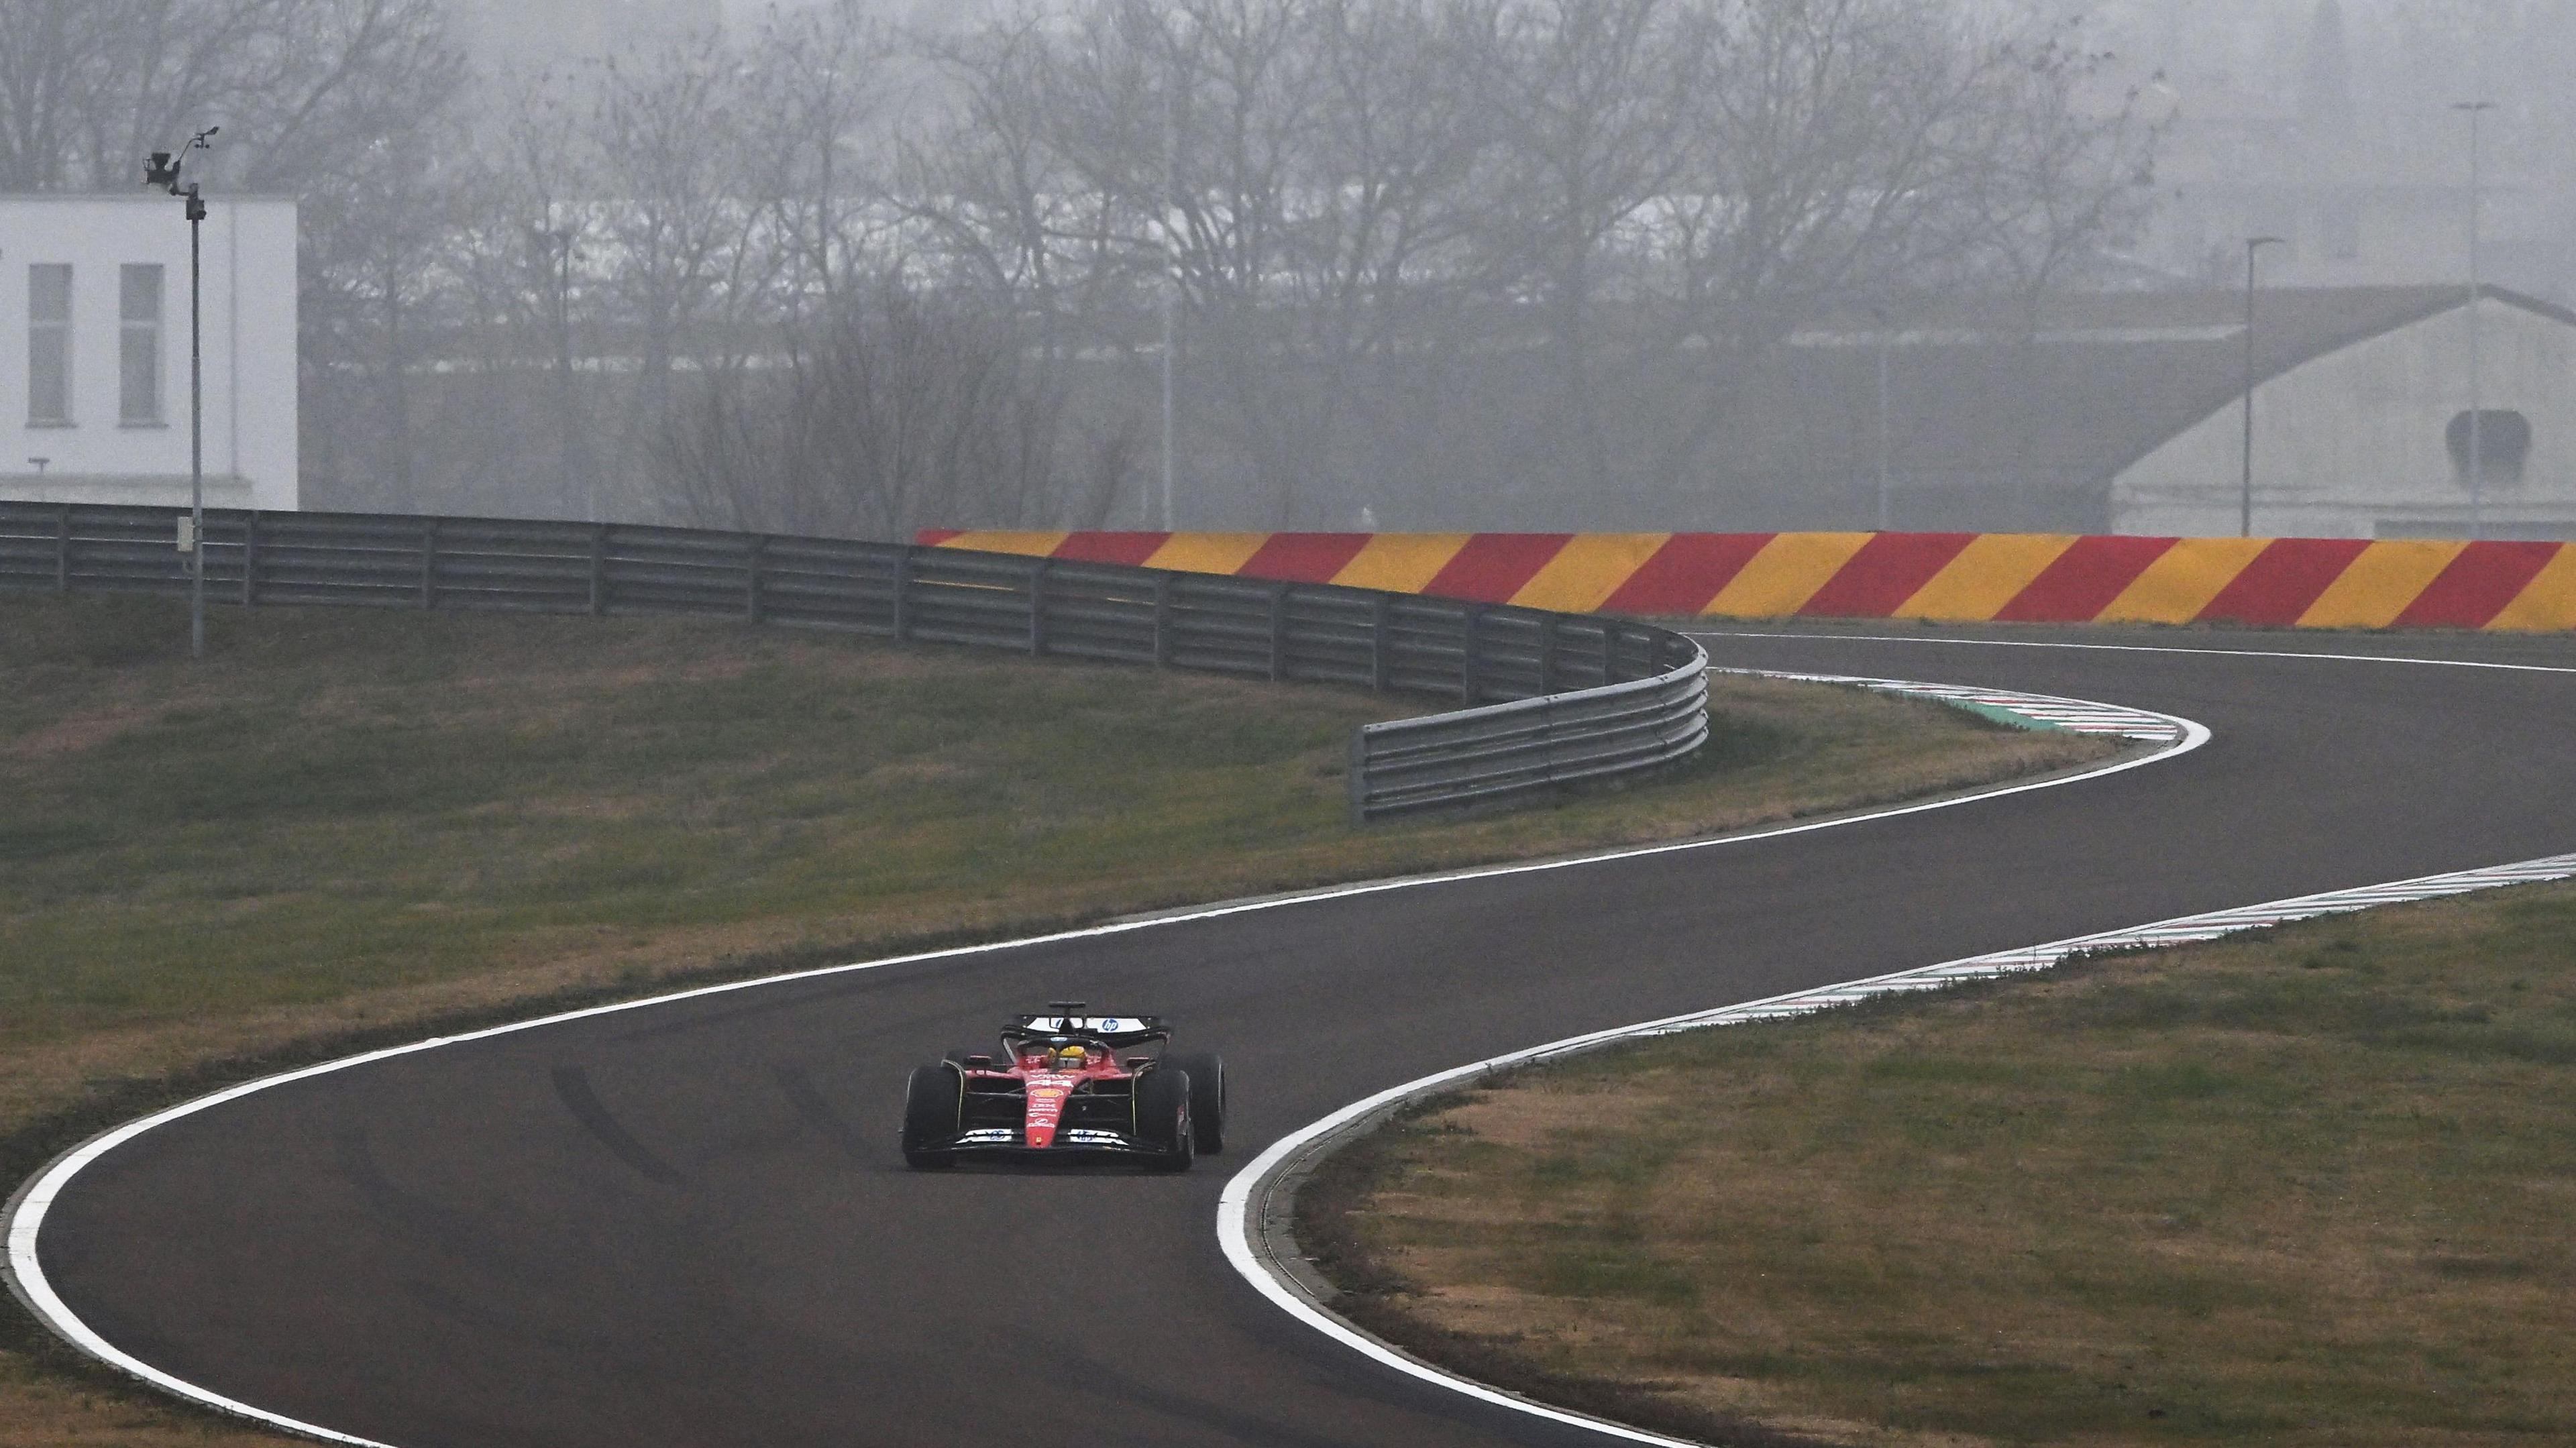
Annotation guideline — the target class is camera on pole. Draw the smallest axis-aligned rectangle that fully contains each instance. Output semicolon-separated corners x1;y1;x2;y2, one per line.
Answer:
144;127;218;658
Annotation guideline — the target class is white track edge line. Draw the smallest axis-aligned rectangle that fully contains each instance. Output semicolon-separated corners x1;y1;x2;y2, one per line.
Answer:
3;689;2208;1446
1714;668;2182;741
1218;846;2576;1447
1688;629;2576;675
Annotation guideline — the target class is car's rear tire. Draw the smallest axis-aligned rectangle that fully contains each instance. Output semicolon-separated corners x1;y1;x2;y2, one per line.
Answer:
902;1063;961;1168
1170;1052;1226;1154
1135;1066;1195;1172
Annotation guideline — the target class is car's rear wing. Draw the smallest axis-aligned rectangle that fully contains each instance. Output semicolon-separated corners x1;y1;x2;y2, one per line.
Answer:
1002;1013;1169;1048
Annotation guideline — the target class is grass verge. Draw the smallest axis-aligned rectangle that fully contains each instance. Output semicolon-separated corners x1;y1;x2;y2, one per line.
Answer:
0;592;2109;1447
1301;881;2576;1447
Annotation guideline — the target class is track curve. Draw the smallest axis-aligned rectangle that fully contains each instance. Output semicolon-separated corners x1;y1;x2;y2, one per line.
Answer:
15;626;2576;1448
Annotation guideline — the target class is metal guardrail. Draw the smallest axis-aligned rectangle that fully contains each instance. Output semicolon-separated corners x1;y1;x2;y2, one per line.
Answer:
1349;653;1709;819
0;502;1708;820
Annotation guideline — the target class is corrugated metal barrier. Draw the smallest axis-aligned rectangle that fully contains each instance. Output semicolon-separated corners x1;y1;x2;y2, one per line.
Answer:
0;503;1708;821
922;529;2576;630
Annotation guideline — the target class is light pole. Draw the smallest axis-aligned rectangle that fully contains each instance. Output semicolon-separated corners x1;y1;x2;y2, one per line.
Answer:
530;221;584;520
146;127;217;659
1159;50;1180;532
1867;305;1894;531
2240;235;2284;539
2454;100;2496;539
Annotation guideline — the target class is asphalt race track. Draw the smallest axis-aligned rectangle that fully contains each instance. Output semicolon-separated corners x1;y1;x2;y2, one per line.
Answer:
22;626;2576;1448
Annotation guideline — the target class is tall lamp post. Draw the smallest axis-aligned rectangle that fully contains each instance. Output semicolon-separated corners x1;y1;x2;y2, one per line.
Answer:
2239;235;2284;539
529;222;584;520
2454;100;2496;540
1159;50;1181;532
145;127;218;659
1866;304;1894;531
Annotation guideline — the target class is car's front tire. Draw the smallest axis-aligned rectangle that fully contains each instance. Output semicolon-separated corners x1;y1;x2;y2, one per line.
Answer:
902;1063;961;1168
1170;1052;1226;1154
1135;1066;1195;1172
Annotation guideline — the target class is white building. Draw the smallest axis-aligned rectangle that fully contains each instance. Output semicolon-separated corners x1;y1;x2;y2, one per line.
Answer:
0;194;297;512
1662;286;2576;541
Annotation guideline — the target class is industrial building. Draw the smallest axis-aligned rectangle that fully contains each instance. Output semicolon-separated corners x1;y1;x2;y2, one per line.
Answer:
1713;285;2576;541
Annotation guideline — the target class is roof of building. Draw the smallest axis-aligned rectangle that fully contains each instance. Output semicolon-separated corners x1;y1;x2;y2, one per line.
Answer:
1709;284;2575;497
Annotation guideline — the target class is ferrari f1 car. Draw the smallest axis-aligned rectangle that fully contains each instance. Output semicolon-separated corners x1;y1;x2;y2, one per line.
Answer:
900;1003;1226;1170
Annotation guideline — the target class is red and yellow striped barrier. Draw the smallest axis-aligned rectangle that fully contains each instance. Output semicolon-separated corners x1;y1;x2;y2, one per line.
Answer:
917;531;2576;631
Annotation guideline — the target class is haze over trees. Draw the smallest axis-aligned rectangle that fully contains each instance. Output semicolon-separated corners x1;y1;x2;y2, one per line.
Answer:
2078;1;2574;296
17;0;2539;537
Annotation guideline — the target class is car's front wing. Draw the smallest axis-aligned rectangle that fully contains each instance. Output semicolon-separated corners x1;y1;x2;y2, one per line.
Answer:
943;1126;1165;1157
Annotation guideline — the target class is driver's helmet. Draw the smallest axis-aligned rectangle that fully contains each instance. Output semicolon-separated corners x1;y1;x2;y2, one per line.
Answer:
1053;1044;1089;1072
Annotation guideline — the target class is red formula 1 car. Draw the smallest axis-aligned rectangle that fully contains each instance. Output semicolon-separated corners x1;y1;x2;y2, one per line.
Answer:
900;1003;1226;1170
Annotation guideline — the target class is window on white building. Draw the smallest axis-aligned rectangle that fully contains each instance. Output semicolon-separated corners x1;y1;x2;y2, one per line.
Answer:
2447;410;2531;491
28;264;72;425
121;264;164;425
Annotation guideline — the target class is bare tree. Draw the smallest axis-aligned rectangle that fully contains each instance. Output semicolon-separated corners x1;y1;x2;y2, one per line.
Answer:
902;7;1168;528
1261;0;1512;519
299;124;478;507
7;0;2161;533
881;0;2155;527
656;9;1132;539
1472;0;1712;500
909;12;1117;369
1648;2;2155;495
1116;0;1332;523
0;0;462;194
0;0;129;188
665;270;1127;541
737;0;900;316
423;68;604;519
1179;0;1515;523
912;0;1513;525
581;29;777;508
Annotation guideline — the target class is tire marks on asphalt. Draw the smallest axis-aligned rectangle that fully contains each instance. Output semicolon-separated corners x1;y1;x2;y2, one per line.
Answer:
548;1067;684;1187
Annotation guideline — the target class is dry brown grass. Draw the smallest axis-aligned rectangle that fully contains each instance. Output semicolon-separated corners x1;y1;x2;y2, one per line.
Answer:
0;1365;292;1448
1307;885;2576;1447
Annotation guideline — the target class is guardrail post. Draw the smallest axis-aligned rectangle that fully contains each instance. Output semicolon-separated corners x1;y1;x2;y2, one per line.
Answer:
1268;581;1290;682
239;510;258;606
1538;612;1560;693
1152;573;1174;667
54;503;70;592
1028;559;1050;656
1539;695;1560;783
589;524;608;615
892;550;914;641
419;518;439;610
1603;620;1622;684
1460;604;1485;704
745;535;766;622
1369;594;1391;692
1346;727;1371;826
